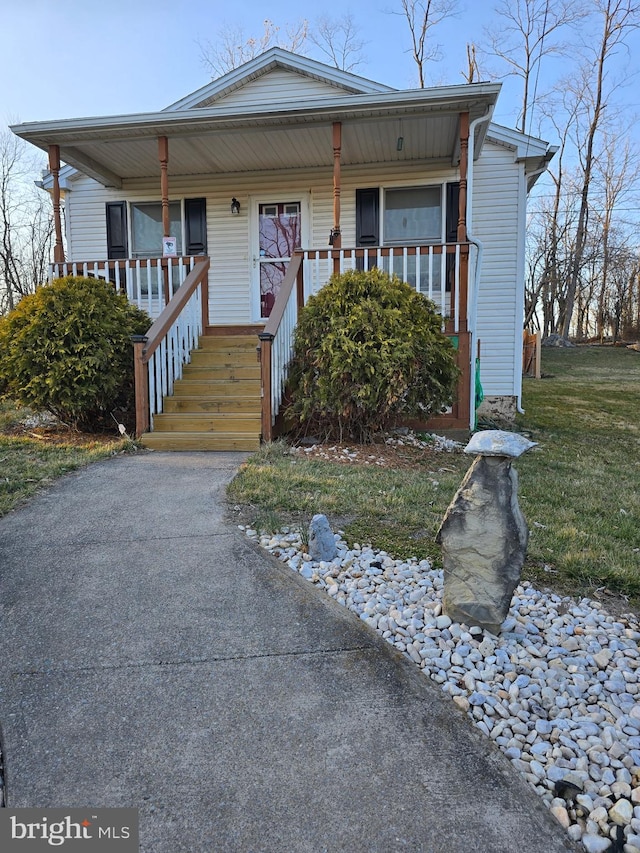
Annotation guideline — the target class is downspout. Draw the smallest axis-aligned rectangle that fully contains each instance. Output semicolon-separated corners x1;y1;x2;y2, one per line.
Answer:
465;106;494;430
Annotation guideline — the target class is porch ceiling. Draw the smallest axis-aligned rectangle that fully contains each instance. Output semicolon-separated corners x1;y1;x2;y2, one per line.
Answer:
12;84;501;188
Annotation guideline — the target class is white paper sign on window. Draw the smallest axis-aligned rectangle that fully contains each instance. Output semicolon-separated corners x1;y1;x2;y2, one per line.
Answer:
162;236;178;257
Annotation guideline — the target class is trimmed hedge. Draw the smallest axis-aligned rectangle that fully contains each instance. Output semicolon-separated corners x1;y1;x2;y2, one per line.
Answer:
286;268;460;442
0;276;150;431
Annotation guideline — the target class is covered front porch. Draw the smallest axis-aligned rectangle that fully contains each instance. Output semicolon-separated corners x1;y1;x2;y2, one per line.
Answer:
16;50;502;447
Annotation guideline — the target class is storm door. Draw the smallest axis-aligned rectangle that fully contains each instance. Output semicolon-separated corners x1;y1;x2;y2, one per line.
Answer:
254;201;302;319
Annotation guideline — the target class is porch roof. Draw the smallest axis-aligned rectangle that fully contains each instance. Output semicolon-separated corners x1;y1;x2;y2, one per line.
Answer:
11;82;501;189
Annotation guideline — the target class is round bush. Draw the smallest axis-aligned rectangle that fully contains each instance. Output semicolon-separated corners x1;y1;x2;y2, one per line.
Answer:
286;268;460;442
0;276;150;431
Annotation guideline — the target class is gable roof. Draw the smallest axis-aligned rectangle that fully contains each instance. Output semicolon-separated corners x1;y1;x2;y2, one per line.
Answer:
12;49;504;188
164;48;394;111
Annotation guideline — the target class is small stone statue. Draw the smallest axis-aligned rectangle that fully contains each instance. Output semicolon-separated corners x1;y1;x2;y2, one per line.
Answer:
436;430;536;634
308;514;338;562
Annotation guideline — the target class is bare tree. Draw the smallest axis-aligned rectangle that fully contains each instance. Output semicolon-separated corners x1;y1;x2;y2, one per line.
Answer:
560;0;639;339
200;19;309;77
524;91;582;336
308;14;367;71
0;130;53;314
462;43;481;83
589;132;640;340
397;0;461;88
483;0;585;133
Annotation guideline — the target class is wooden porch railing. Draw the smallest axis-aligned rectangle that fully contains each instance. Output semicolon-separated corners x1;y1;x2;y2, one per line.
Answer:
259;252;304;441
302;244;470;333
49;257;200;319
260;243;472;441
131;257;210;436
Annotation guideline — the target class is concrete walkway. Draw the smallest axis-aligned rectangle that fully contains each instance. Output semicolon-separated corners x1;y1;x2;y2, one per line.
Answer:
0;453;577;852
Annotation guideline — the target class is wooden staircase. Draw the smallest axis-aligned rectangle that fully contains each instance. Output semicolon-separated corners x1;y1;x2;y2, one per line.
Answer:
141;334;262;451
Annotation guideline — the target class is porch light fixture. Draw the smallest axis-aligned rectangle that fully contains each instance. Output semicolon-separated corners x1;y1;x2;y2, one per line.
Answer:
231;197;240;215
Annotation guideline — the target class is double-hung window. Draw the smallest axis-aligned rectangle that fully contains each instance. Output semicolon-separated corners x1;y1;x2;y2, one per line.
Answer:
106;197;207;260
130;202;183;259
383;186;442;245
382;186;445;297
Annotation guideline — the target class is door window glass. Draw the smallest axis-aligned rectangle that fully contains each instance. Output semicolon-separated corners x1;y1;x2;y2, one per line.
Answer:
258;202;301;317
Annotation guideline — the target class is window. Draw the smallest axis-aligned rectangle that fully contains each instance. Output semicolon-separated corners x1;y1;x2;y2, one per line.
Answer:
131;202;182;259
382;187;444;296
383;186;442;245
105;198;207;262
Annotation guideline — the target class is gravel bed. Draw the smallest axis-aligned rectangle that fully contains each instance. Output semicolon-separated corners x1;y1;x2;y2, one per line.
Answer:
244;526;640;853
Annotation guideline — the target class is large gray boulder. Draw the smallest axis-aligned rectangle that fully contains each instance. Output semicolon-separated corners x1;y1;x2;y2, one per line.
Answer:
436;434;532;634
308;514;338;562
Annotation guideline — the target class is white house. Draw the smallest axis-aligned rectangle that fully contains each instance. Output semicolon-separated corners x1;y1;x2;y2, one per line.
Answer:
11;48;554;450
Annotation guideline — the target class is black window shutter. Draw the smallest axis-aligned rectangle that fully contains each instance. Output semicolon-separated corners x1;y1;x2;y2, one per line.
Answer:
106;202;128;259
185;198;207;255
446;182;460;243
356;188;380;246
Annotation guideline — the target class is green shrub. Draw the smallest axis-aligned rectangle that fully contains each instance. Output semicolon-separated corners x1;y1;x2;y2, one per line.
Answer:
286;268;460;442
0;276;150;431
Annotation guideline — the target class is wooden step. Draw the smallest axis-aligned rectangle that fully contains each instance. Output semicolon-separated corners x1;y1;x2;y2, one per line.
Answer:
163;396;260;414
190;349;258;367
141;431;261;451
204;325;263;338
172;378;260;396
198;334;259;350
180;364;260;381
152;412;261;433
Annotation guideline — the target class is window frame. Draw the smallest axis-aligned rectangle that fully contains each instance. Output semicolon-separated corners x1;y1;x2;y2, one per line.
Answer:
381;183;446;247
128;199;185;260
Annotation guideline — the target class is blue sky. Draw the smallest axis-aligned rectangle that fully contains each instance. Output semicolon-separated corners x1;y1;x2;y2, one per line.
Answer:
2;0;639;150
2;1;522;124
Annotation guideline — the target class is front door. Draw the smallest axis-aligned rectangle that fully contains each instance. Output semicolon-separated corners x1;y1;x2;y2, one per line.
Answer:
253;201;302;319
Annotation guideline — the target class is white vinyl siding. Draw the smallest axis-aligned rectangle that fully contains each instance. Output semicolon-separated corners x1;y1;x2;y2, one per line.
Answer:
204;69;346;109
472;140;523;398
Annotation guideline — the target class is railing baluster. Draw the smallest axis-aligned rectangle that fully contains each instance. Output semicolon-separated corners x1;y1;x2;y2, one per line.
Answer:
126;261;134;303
148;354;156;428
428;249;434;301
165;258;171;302
133;260;140;308
440;247;447;331
155;260;163;310
454;244;461;333
145;259;152;316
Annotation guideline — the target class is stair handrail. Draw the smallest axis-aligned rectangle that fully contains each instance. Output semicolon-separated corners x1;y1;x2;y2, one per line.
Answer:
259;251;304;441
132;257;210;436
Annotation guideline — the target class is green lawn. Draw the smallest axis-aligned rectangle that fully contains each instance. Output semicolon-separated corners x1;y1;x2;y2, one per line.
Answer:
515;346;640;597
0;400;132;516
228;345;640;602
